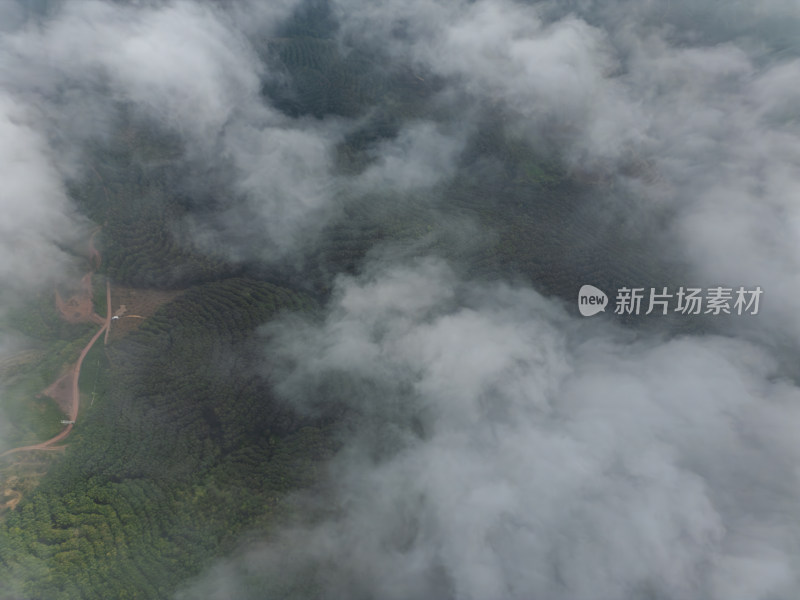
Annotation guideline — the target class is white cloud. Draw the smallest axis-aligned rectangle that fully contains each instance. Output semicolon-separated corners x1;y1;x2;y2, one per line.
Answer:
0;92;83;294
181;260;800;599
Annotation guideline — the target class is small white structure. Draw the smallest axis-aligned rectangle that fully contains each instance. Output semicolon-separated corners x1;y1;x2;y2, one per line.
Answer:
60;420;76;425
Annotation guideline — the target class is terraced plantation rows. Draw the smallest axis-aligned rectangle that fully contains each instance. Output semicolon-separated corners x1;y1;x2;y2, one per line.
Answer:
0;278;334;600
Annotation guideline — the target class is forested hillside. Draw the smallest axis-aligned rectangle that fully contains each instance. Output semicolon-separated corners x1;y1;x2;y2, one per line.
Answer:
0;279;334;599
68;130;235;291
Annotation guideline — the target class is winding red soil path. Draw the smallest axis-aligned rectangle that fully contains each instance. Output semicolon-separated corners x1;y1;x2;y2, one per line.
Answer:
0;257;111;459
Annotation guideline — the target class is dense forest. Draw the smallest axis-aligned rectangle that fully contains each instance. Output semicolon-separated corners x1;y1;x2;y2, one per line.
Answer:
0;278;334;599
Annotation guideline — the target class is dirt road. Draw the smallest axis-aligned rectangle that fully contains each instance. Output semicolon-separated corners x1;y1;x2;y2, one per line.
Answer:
0;261;111;459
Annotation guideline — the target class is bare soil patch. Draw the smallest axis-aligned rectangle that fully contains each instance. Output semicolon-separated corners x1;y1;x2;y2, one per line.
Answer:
55;273;97;324
0;488;21;512
107;286;183;342
0;454;62;518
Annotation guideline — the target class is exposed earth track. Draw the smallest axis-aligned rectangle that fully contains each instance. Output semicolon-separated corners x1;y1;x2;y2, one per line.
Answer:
0;245;111;459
